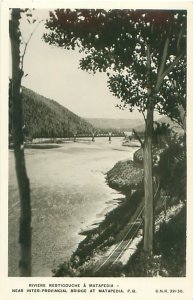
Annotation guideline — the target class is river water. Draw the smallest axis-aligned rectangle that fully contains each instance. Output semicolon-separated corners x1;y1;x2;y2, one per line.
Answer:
8;137;137;277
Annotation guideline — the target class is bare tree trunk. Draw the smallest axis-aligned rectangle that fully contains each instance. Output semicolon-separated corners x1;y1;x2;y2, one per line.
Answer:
10;9;32;276
143;107;154;254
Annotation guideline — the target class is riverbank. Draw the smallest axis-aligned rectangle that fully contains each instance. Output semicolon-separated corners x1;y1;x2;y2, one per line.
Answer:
52;157;145;277
9;143;61;150
53;151;186;277
9;138;135;276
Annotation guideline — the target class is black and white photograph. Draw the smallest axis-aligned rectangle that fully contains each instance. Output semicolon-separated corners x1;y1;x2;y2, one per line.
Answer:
0;0;193;298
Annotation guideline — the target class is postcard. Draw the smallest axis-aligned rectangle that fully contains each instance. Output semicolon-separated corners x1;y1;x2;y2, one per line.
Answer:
0;0;192;299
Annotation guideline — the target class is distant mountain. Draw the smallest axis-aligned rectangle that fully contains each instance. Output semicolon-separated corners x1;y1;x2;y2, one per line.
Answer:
134;116;182;132
86;118;144;132
9;87;94;138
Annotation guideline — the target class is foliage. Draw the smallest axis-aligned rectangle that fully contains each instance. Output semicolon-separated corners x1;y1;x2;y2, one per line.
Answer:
155;206;186;276
158;139;186;199
151;121;186;200
44;9;186;118
121;204;186;277
156;59;186;127
152;121;172;147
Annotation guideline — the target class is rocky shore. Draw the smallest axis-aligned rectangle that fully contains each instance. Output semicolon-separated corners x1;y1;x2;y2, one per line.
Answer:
106;159;143;193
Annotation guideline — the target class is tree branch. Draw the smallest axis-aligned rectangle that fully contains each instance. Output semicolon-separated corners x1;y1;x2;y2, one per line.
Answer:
156;51;185;92
141;110;146;122
177;24;185;53
20;20;42;71
172;79;186;131
155;34;170;91
146;42;151;97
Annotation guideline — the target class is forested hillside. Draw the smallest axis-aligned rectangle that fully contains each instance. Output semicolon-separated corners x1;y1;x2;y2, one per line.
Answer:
9;87;94;139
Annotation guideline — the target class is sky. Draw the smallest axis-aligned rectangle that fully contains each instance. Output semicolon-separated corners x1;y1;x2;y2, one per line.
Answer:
19;9;160;120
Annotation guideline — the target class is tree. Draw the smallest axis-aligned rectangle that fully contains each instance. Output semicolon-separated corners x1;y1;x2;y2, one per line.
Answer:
9;8;31;277
152;122;171;147
158;59;186;131
44;9;186;254
9;9;41;276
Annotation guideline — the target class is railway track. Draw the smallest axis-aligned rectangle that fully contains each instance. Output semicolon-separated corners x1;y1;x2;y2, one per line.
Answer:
94;204;144;274
94;177;160;275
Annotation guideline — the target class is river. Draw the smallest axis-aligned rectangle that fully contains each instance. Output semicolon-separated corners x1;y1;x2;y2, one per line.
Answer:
8;137;137;277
